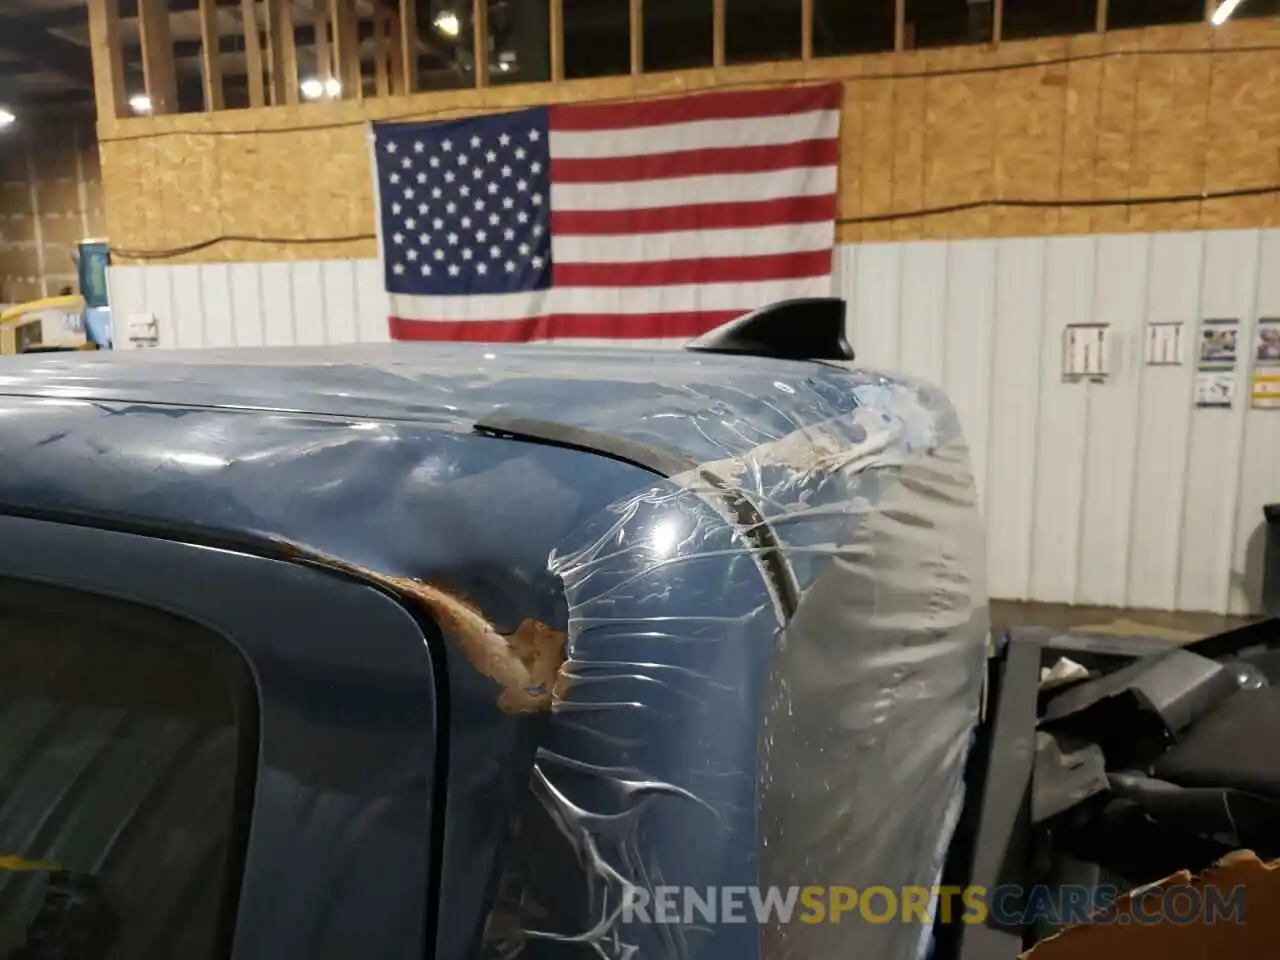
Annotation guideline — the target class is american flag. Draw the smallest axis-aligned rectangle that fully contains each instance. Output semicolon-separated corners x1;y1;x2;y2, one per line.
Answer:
371;83;842;344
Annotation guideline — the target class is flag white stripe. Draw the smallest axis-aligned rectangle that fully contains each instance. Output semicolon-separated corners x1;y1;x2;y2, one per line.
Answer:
551;222;835;264
390;275;834;321
549;109;839;160
551;166;837;212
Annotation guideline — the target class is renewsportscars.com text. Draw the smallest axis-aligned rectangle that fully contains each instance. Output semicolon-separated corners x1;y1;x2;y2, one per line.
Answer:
619;884;1247;927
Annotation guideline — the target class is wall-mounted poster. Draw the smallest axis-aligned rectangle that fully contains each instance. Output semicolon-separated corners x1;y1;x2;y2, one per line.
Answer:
1251;318;1280;409
1255;318;1280;365
1198;318;1240;368
1253;371;1280;409
1196;369;1236;408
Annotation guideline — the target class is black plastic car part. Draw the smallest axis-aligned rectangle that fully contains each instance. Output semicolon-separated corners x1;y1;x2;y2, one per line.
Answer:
1038;648;1241;769
685;298;854;361
938;639;1041;960
473;412;698;478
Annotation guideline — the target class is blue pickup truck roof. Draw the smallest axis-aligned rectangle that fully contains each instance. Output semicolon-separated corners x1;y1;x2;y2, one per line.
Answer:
0;343;988;960
0;341;921;595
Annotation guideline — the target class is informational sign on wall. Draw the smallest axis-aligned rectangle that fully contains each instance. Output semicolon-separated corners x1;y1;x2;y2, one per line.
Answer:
126;313;159;349
1195;318;1239;408
1145;322;1186;366
1252;317;1280;409
1062;323;1110;382
1195;369;1236;408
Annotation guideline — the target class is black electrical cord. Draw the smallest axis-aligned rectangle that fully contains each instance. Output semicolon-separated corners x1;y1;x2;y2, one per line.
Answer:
837;183;1280;225
111;233;378;260
111;182;1280;261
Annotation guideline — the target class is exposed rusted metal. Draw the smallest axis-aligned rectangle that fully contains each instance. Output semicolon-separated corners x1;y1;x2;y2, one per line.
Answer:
269;537;568;714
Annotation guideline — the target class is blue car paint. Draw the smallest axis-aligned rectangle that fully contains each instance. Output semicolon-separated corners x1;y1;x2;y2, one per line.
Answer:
0;344;983;959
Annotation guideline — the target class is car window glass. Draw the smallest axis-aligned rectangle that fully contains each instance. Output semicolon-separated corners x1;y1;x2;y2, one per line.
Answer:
0;579;257;959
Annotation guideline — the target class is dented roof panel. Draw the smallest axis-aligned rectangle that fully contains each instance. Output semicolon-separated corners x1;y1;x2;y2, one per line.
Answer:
0;343;953;469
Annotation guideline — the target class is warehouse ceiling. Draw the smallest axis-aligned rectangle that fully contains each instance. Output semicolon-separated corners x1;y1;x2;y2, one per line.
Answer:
0;0;97;110
0;0;992;114
2;0;1277;116
0;0;402;113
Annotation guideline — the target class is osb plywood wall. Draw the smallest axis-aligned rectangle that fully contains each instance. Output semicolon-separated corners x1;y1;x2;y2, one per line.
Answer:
0;116;107;302
98;17;1280;265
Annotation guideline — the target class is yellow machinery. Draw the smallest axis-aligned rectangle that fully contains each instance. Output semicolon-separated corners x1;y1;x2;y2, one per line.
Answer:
0;295;95;355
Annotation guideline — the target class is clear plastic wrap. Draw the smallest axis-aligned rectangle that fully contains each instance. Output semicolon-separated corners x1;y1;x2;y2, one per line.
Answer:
485;367;990;960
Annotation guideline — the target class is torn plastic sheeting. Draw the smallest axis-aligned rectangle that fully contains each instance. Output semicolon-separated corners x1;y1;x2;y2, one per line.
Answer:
489;372;989;960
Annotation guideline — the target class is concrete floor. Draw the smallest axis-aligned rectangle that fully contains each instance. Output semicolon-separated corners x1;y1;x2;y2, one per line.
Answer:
991;601;1260;643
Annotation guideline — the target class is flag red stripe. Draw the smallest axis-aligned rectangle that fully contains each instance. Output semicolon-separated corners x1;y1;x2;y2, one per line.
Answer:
551;138;839;184
548;83;842;132
389;310;740;342
551;194;837;236
552;250;832;287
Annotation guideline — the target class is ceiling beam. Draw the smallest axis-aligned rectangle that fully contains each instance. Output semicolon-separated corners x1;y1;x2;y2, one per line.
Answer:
39;0;383;29
125;18;380;59
0;60;49;76
0;14;95;88
0;76;94;108
29;6;102;29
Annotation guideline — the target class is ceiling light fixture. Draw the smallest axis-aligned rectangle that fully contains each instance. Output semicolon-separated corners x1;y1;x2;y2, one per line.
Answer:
1211;0;1243;24
301;76;342;100
433;10;461;38
0;107;15;130
128;93;153;115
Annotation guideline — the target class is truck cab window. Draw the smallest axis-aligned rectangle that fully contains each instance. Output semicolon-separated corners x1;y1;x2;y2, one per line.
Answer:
0;580;257;959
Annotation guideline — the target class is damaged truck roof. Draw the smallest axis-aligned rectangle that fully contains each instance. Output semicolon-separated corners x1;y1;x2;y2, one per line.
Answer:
0;341;990;960
0;341;960;626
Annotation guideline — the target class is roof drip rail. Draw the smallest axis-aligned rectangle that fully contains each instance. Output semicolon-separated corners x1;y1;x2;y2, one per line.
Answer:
685;298;854;362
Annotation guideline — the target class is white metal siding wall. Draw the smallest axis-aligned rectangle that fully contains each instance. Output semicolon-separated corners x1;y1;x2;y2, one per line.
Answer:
110;229;1280;614
110;259;393;350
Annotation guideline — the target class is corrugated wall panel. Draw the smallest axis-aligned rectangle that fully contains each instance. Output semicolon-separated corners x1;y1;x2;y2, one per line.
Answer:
847;244;902;370
229;263;267;347
200;264;235;348
1230;230;1280;614
1029;237;1095;605
986;238;1046;601
354;260;392;344
259;263;298;348
1127;233;1202;610
107;231;1280;613
1076;234;1148;608
897;243;948;386
940;240;996;526
168;265;205;350
1178;231;1260;614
